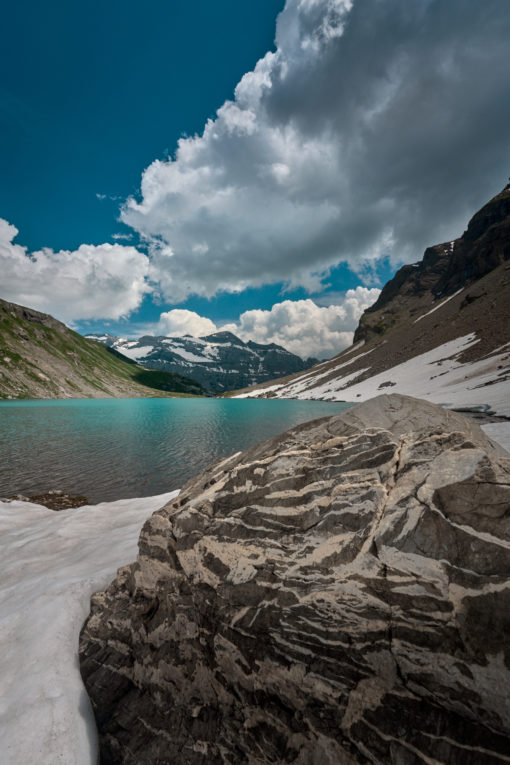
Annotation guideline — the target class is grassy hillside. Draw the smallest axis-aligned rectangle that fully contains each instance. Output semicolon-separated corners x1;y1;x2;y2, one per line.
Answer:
0;299;205;399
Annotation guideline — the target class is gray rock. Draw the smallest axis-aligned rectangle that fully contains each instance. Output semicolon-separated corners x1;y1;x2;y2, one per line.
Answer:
79;394;510;764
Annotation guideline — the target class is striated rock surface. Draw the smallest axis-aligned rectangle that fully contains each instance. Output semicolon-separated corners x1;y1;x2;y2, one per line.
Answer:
80;394;510;764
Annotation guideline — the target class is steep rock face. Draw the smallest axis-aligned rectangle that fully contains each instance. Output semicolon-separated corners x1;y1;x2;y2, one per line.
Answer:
80;395;510;764
355;183;510;343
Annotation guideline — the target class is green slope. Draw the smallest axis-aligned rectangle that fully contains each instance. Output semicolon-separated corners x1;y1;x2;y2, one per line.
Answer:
0;299;205;399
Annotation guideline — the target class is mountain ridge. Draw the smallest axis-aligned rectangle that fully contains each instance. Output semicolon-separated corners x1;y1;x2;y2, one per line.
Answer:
355;181;510;343
230;182;510;416
86;330;317;394
0;298;205;399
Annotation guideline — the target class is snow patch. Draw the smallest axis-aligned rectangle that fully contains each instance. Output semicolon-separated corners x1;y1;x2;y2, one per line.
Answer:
0;490;179;765
414;288;464;323
115;344;153;360
481;424;510;456
168;347;214;363
234;383;285;398
252;333;510;418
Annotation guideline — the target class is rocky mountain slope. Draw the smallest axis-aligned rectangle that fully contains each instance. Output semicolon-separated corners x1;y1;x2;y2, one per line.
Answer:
0;299;205;399
86;330;317;394
233;183;510;416
80;394;510;764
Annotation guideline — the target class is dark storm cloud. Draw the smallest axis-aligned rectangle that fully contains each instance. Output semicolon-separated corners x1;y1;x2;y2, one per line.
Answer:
121;0;510;302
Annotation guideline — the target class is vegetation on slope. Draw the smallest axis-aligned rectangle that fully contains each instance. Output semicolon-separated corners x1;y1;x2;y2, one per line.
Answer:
0;299;205;399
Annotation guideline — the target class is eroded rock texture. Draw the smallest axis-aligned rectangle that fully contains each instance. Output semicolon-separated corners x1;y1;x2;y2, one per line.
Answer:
79;394;510;764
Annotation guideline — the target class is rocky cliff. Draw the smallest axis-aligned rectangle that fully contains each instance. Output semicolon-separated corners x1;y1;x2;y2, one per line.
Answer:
0;298;205;398
355;182;510;343
80;394;510;764
231;183;510;415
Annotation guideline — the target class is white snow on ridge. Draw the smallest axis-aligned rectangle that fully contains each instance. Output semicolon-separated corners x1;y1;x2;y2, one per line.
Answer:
115;344;153;360
0;490;179;765
235;383;284;398
167;347;214;363
85;334;110;343
162;339;221;361
414;288;464;323
235;347;375;399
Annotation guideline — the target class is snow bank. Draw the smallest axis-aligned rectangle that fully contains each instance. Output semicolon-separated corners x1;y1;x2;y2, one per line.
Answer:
481;423;510;455
0;491;179;765
240;334;510;419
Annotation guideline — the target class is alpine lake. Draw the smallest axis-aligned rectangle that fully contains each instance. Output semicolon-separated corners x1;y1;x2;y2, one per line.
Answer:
0;397;353;503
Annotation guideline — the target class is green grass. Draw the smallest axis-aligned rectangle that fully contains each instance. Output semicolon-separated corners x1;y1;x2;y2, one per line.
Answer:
0;299;207;399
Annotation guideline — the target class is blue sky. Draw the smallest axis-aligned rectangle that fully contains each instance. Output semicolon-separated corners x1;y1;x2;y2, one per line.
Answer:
1;0;509;358
1;0;284;251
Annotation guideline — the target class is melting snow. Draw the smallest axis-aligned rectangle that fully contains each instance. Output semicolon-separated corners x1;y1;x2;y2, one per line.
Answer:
166;347;214;363
414;288;464;323
235;383;285;398
0;491;179;765
245;333;510;418
115;344;153;360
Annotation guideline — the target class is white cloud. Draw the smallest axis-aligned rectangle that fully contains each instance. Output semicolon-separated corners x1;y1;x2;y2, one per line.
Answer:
147;287;379;358
222;287;380;358
0;218;150;323
155;309;217;337
121;0;510;303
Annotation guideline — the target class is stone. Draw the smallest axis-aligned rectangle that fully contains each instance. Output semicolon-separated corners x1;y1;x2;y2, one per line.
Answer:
79;394;510;764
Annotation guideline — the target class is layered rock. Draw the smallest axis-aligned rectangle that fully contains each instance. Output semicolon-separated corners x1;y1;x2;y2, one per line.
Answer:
80;394;510;764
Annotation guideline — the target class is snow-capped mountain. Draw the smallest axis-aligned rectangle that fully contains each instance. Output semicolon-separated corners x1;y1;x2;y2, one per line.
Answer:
233;182;510;418
85;330;317;393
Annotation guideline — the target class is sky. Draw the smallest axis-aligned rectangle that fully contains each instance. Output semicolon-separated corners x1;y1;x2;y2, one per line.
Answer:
1;0;509;359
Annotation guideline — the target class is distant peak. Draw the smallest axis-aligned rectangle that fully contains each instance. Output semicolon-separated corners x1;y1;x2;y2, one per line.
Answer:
200;331;243;344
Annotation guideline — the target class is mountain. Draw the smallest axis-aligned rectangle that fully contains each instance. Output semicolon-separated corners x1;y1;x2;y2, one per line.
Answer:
232;183;510;417
0;299;205;399
80;394;510;763
86;330;317;394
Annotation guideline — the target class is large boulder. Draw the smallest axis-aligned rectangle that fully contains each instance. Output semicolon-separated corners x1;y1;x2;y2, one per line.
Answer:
79;394;510;764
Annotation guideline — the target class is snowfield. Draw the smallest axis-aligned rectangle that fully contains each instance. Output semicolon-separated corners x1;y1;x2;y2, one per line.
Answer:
0;491;178;765
481;423;510;454
236;334;510;418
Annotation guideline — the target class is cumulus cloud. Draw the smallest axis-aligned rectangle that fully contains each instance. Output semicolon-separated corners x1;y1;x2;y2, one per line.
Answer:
121;0;510;303
148;287;379;358
0;218;150;323
222;287;380;358
155;309;217;337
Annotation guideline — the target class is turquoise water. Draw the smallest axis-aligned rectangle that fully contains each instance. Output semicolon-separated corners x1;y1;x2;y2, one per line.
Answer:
0;398;352;502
